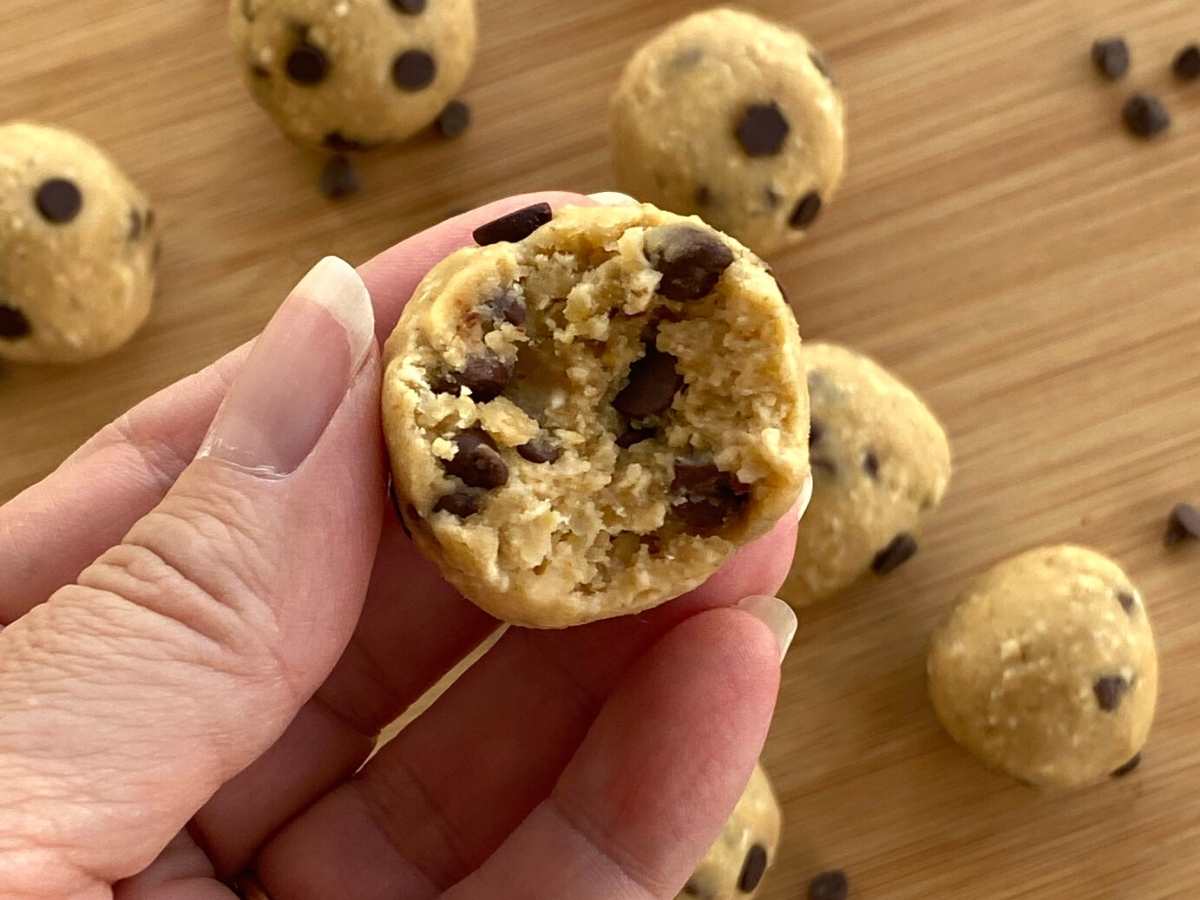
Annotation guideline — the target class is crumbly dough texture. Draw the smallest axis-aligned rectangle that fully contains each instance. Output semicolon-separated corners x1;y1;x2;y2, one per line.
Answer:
382;203;809;628
611;8;846;257
780;343;951;606
678;763;781;900
928;545;1158;789
229;0;476;149
0;122;157;364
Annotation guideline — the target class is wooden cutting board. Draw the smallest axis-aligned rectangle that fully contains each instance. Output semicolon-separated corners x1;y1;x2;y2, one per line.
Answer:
3;1;1199;897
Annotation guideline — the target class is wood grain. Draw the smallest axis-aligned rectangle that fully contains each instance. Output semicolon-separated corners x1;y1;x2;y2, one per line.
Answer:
3;1;1199;897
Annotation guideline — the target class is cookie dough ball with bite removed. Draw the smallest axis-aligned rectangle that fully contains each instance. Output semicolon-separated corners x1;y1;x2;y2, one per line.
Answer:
0;122;157;364
780;343;951;607
928;546;1158;788
611;8;846;257
229;0;477;150
382;202;810;628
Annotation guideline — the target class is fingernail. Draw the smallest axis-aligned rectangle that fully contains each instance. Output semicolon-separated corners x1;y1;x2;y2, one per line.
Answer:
198;257;374;477
587;191;639;207
796;474;814;523
737;595;798;662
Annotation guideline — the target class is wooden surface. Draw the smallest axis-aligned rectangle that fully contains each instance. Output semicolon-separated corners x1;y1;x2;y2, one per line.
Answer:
3;0;1200;897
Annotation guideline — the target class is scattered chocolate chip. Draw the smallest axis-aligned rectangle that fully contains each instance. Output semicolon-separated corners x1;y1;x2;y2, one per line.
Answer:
286;42;329;85
644;224;734;301
433;353;514;402
790;191;823;230
1111;753;1142;778
808;869;849;900
393;49;437;91
738;844;769;893
1117;591;1137;614
128;208;143;241
735;101;790;157
1092;38;1130;80
436;100;471;138
0;304;32;340
434;489;483;517
483;287;526;328
443;428;509;489
35;178;82;224
473;202;554;246
672;460;752;531
616;425;657;448
810;418;825;446
613;348;683;418
251;63;271;79
872;533;918;575
517;435;561;464
1123;93;1171;139
1174;44;1200;80
319;155;360;200
810;50;835;83
1094;675;1130;712
1165;503;1200;547
390;0;427;13
695;184;714;207
863;449;880;480
323;132;373;152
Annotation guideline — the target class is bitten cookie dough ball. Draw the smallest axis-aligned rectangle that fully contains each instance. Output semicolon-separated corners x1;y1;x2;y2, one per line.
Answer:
780;343;951;606
382;202;810;628
679;764;782;900
928;546;1158;788
0;122;157;364
230;0;477;149
611;8;846;257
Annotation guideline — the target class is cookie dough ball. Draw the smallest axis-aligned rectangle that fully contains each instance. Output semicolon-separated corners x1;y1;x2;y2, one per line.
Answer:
0;122;157;364
928;546;1158;788
780;344;951;606
611;8;846;257
230;0;477;149
679;764;782;900
382;202;810;628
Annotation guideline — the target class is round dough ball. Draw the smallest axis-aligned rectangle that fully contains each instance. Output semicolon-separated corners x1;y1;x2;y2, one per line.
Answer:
928;545;1158;789
780;343;951;606
0;122;157;364
229;0;477;149
382;202;810;628
679;764;782;900
611;8;846;257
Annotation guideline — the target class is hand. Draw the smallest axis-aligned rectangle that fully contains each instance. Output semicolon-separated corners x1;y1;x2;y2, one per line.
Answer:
0;193;802;900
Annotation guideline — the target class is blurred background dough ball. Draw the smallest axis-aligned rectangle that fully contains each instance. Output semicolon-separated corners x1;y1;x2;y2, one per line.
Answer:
230;0;478;150
610;8;846;256
0;122;157;364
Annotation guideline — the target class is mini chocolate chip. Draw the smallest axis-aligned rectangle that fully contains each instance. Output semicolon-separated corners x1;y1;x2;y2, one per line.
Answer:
613;348;683;418
1123;93;1171;139
323;132;373;152
393;49;437;91
1094;675;1130;712
863;449;880;479
790;191;823;230
473;202;554;245
1165;503;1200;547
672;460;752;532
872;533;918;575
1092;38;1130;80
810;50;835;83
0;305;32;340
1174;44;1200;80
251;64;271;79
644;224;734;301
483;287;526;328
286;42;329;85
390;0;427;13
695;184;714;207
434;489;482;518
128;208;143;241
517;435;561;464
35;178;82;224
735;101;790;157
616;425;656;448
436;100;471;138
1117;591;1137;614
738;844;769;893
808;869;849;900
319;155;360;200
809;419;825;446
1112;753;1142;777
444;428;509;489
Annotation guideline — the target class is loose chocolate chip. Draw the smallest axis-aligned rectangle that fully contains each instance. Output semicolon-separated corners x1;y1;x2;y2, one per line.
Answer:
790;191;823;230
393;49;437;91
808;869;849;900
872;533;918;575
1123;93;1171;139
390;0;427;12
613;348;683;418
1165;503;1200;547
644;224;735;301
0;304;32;340
251;64;271;79
1092;38;1130;80
810;50;835;83
434;353;515;402
863;449;880;480
1112;753;1142;777
444;428;509;489
473;202;554;246
128;208;143;241
672;460;752;532
35;178;82;224
434;489;483;518
286;42;329;85
1094;675;1130;712
735;101;790;157
436;100;471;138
1117;591;1137;614
483;287;526;328
695;184;714;207
323;132;373;152
319;155;360;200
517;435;561;464
616;425;656;448
738;844;769;893
810;418;825;446
1174;44;1200;80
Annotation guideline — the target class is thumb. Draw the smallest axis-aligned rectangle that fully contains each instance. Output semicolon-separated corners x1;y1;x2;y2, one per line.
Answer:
0;258;384;896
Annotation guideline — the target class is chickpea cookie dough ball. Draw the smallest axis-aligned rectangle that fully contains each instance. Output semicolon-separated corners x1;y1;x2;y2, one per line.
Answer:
229;0;477;150
679;764;782;900
382;202;810;628
929;546;1158;789
0;122;157;364
611;8;846;257
780;344;951;607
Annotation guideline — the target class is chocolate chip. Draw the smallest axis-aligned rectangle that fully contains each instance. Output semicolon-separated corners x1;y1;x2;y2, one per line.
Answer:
0;305;32;340
863;449;880;479
1123;93;1171;139
738;844;769;893
1117;591;1137;614
1174;44;1200;80
808;869;849;900
443;428;508;489
1111;753;1142;777
735;101;790;157
644;224;734;301
393;49;437;91
286;42;329;85
319;155;360;200
672;460;752;532
695;184;714;207
436;100;471;138
810;418;825;446
1165;503;1200;547
790;191;823;230
1094;675;1130;712
323;132;373;152
483;287;526;328
517;435;561;464
872;533;918;575
1092;38;1130;80
433;353;514;402
434;489;483;518
810;50;835;83
390;0;427;12
473;202;554;246
251;64;271;79
35;178;82;224
616;425;656;448
613;348;683;418
128;208;142;241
